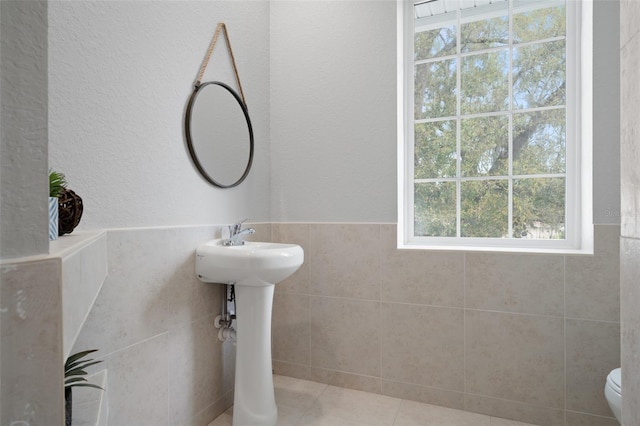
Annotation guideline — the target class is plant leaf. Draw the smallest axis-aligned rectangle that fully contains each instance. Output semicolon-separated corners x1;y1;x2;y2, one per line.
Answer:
64;377;88;385
75;360;102;369
65;360;102;375
48;170;68;198
66;383;104;391
65;358;95;373
65;350;99;370
65;368;88;378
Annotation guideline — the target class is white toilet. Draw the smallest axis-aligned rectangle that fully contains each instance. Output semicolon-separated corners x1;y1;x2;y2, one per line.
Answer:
605;368;622;424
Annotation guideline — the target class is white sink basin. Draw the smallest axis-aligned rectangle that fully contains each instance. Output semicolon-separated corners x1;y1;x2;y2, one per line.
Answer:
196;239;304;286
195;238;304;425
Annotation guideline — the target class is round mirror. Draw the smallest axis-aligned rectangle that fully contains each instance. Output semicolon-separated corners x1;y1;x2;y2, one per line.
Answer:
185;81;254;188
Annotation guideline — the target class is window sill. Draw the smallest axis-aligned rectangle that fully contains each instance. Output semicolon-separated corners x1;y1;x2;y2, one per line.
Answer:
398;241;594;255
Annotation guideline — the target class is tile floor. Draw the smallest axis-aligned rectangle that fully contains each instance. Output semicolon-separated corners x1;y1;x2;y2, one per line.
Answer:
208;375;537;426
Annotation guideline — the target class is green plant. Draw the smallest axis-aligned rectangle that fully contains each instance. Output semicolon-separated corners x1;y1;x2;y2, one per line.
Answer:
64;349;103;391
65;350;103;426
49;170;67;198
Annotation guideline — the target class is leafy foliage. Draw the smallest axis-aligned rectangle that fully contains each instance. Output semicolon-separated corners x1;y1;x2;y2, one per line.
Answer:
64;349;104;391
413;3;567;239
49;170;68;198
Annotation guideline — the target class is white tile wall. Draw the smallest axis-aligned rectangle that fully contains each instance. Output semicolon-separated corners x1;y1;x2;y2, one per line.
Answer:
620;1;640;424
2;222;621;425
70;226;234;426
272;223;621;426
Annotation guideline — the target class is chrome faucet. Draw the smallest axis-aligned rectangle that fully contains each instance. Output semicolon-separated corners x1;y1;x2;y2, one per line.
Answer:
222;219;255;246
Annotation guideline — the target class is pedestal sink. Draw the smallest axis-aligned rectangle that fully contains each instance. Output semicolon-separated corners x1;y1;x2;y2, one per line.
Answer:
195;239;304;426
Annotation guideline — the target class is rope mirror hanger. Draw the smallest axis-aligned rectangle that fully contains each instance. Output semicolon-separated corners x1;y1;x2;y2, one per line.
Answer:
185;22;254;188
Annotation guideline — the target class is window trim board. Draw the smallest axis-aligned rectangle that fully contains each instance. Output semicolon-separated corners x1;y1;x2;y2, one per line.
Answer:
396;0;593;254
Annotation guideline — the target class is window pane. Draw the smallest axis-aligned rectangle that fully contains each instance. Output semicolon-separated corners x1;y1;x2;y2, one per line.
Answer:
415;26;457;60
513;3;565;44
513;109;565;175
513;178;565;239
415;59;457;119
415;182;456;237
461;180;508;238
415;120;457;179
513;40;566;109
461;115;509;177
461;15;508;53
406;0;576;248
461;50;509;114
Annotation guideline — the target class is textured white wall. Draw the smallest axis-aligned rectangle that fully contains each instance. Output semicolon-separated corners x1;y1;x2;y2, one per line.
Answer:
270;0;620;225
0;1;49;258
592;0;621;224
620;0;640;423
270;0;398;223
49;1;271;229
48;0;620;226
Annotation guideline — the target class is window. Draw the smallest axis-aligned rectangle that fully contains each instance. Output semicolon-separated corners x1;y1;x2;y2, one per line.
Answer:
397;0;592;253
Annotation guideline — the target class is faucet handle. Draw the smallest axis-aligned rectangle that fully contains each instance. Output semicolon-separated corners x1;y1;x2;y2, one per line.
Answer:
229;219;250;236
233;218;249;232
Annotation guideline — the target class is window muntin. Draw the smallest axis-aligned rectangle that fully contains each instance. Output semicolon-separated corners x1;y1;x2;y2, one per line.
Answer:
399;0;591;253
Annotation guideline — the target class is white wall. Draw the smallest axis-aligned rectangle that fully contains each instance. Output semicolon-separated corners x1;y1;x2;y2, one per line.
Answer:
270;0;620;225
270;0;398;223
620;0;640;423
0;1;49;258
49;0;271;229
593;0;621;224
46;0;624;228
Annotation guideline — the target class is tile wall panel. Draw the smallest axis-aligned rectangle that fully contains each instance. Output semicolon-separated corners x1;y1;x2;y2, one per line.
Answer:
169;314;233;424
104;334;169;426
381;302;464;391
621;0;640;47
466;253;564;316
0;259;64;425
381;380;464;410
272;223;310;294
465;310;565;409
308;224;381;299
271;223;621;425
272;292;310;366
72;226;233;426
309;367;383;394
73;227;221;355
621;22;640;240
565;319;620;416
309;295;380;377
565;225;620;321
620;2;640;424
621;237;640;425
380;225;464;308
272;360;313;381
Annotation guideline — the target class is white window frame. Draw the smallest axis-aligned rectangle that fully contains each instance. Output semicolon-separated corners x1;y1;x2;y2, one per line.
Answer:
397;0;593;254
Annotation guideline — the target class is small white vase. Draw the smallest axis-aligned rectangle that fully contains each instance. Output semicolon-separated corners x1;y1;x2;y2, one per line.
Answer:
49;197;58;241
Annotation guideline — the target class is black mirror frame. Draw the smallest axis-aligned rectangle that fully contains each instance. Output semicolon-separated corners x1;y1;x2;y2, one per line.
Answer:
184;81;254;188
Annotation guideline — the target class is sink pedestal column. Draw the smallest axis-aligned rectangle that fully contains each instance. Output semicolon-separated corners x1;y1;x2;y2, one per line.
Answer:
232;281;277;426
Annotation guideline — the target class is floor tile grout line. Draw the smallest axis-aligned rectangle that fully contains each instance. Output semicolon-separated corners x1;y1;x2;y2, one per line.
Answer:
390;398;404;426
292;382;328;426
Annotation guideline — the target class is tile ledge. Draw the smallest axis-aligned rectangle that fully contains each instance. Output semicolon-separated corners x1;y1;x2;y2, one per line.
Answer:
50;230;107;260
1;230;107;265
60;230;108;359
